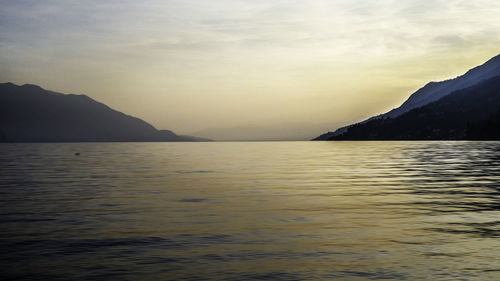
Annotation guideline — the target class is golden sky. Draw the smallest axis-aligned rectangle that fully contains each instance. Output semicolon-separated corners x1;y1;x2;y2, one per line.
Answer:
1;0;499;137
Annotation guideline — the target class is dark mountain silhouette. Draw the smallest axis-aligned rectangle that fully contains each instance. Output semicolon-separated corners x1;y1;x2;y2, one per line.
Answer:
465;110;500;140
322;75;500;140
315;54;500;140
0;82;211;142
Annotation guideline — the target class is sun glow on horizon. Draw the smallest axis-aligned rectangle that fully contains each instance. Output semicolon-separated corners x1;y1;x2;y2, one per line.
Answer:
1;0;500;136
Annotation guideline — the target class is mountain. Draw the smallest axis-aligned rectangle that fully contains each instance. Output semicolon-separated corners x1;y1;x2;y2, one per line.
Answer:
323;75;500;140
315;54;500;140
0;82;211;142
190;122;343;141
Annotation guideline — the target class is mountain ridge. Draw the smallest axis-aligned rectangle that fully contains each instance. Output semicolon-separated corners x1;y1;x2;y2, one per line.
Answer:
0;82;211;142
315;54;500;140
323;75;500;140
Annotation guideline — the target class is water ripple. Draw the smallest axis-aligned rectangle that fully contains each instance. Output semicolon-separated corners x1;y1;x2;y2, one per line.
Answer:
1;141;500;280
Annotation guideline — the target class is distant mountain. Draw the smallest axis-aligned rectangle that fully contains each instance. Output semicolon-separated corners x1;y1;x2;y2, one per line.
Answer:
315;54;500;140
322;75;500;140
0;83;211;142
190;122;343;141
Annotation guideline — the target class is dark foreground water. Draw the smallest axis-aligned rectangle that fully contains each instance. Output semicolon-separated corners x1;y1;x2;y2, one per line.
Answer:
1;142;500;280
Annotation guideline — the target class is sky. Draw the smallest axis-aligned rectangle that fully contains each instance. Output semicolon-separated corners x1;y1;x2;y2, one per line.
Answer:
1;0;500;138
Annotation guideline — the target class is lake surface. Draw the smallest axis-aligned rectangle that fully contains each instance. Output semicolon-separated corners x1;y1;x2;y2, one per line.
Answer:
1;141;500;280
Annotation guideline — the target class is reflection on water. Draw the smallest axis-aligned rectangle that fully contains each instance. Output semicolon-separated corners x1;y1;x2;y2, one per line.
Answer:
1;141;500;280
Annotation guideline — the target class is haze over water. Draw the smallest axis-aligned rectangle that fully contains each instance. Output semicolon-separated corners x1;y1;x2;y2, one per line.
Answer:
1;142;500;280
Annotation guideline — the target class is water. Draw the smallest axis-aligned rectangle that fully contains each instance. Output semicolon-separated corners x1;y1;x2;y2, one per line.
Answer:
1;141;500;280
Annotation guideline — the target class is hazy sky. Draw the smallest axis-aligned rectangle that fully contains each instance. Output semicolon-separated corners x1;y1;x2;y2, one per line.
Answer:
1;0;500;135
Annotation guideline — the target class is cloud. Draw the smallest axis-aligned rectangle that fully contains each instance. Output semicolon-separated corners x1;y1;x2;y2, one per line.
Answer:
3;0;498;60
1;0;500;133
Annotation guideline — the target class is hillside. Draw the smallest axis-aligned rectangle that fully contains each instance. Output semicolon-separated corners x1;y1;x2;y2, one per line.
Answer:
315;54;500;140
0;83;210;142
327;75;500;140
